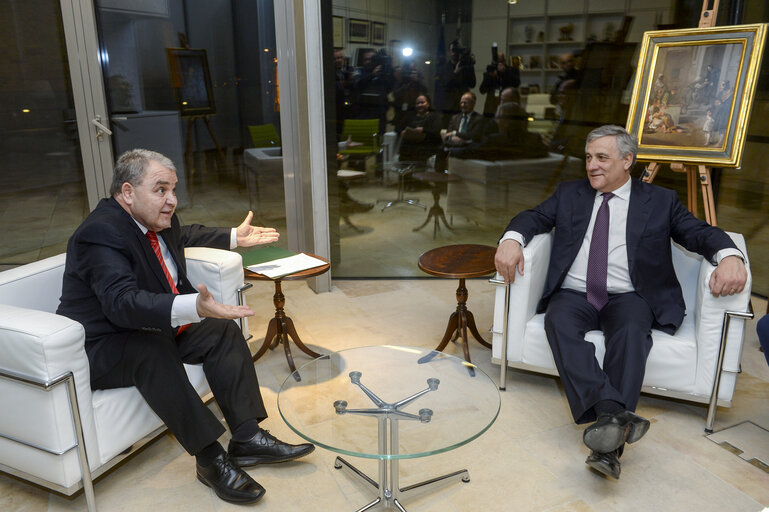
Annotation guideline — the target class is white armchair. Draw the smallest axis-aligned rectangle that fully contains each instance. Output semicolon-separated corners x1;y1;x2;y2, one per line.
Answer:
0;247;250;511
490;231;753;432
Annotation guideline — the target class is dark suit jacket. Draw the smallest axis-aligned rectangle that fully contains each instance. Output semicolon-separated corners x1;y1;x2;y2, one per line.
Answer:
505;178;737;334
57;197;230;379
446;111;495;143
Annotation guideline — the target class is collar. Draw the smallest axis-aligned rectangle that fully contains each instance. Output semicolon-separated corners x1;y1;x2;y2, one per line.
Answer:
595;176;632;202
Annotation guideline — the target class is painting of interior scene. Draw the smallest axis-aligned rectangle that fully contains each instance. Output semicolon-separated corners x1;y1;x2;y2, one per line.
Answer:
640;41;742;149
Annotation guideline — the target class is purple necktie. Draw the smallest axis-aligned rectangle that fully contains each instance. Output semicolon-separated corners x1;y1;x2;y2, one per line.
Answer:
586;192;614;311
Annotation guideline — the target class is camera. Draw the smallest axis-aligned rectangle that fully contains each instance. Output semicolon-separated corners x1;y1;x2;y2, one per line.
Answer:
454;46;474;67
371;49;393;74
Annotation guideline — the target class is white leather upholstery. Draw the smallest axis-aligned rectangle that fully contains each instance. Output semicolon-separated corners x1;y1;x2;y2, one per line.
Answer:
0;247;245;492
491;231;752;408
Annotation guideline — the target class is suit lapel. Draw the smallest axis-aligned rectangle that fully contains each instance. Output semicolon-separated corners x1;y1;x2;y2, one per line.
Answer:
626;179;652;272
570;180;595;245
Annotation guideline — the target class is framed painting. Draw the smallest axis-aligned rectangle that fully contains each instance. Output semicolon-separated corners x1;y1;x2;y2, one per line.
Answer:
348;18;370;44
372;22;386;46
166;47;216;116
625;24;766;167
333;16;344;48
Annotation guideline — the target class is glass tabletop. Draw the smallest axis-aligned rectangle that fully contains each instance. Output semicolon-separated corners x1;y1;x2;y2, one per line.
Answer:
277;345;500;460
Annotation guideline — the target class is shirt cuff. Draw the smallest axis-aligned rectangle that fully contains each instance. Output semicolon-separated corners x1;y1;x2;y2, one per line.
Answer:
230;228;238;250
499;231;526;247
714;248;744;265
171;293;201;327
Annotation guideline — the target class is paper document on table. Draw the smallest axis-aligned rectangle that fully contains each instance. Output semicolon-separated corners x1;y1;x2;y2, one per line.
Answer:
246;253;326;278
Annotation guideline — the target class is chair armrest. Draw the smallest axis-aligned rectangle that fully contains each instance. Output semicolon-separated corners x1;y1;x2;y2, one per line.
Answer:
184;248;249;338
184;248;245;307
693;233;752;396
491;232;553;360
0;304;98;460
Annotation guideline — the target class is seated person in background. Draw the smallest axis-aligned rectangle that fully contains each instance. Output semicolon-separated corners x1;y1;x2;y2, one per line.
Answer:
397;93;443;165
57;149;314;504
757;315;769;367
494;125;746;480
435;91;496;170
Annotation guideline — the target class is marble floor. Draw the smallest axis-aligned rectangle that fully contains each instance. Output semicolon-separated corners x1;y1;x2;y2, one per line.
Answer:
2;280;769;512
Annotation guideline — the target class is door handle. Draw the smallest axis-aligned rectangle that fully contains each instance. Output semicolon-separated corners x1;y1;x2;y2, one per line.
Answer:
90;115;113;138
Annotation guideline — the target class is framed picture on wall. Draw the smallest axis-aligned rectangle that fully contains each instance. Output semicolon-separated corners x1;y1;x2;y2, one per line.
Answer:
348;19;370;44
166;47;216;116
371;22;386;46
626;24;766;168
333;16;344;48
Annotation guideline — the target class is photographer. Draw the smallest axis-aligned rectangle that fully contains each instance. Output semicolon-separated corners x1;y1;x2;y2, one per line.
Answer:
479;47;520;116
351;48;395;134
434;39;476;116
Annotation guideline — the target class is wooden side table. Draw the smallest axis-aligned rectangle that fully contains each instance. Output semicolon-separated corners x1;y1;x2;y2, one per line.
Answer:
418;244;496;363
245;254;330;379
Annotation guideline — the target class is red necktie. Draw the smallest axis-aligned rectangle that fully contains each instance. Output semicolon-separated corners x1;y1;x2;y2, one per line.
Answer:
146;231;189;335
586;192;614;311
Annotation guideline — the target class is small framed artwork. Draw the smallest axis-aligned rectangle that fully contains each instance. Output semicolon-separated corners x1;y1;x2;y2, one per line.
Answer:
333;16;344;48
166;47;216;116
348;18;370;44
372;22;386;46
626;24;766;167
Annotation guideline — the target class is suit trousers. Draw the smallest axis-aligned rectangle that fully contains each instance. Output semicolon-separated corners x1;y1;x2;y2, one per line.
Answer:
544;289;654;424
90;318;268;455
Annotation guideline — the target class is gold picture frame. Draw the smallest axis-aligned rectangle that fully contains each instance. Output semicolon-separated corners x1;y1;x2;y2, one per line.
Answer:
348;18;370;44
625;23;766;168
166;47;216;117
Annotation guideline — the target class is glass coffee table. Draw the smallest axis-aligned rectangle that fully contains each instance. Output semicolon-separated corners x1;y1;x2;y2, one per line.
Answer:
278;345;500;511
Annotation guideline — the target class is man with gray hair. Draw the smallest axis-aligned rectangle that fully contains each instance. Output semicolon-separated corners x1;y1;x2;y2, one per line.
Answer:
58;149;314;504
494;125;746;479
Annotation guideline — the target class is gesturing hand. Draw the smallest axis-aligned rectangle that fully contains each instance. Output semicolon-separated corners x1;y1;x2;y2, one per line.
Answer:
235;211;280;247
195;284;254;319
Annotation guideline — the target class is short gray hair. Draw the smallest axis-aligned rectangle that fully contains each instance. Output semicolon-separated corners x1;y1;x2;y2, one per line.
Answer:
585;125;638;166
110;149;176;196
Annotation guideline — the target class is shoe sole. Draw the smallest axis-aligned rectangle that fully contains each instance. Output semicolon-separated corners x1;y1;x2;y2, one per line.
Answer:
583;423;629;454
230;446;315;468
196;474;266;504
585;458;620;479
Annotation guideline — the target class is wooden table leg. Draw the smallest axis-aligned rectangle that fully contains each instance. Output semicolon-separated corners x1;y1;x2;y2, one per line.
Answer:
252;279;324;376
433;278;491;363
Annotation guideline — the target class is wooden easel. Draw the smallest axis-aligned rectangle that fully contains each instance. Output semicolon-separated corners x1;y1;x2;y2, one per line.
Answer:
641;0;720;226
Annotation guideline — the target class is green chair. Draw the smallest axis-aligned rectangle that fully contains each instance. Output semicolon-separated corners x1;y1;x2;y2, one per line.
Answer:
339;118;380;156
248;124;281;148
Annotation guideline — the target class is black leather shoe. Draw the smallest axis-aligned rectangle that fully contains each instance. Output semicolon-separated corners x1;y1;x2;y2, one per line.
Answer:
586;449;621;479
196;453;265;503
228;429;315;467
583;410;650;453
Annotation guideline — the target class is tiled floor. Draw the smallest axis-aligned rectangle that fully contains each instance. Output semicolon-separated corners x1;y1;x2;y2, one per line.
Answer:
2;280;768;511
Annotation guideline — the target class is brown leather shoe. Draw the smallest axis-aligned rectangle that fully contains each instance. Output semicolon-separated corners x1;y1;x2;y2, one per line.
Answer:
196;453;265;503
228;429;315;467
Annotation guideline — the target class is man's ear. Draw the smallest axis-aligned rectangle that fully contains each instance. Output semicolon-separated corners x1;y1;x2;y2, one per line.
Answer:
120;182;134;205
623;153;633;171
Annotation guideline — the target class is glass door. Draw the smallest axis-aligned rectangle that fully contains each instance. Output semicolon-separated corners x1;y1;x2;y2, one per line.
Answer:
0;0;91;266
94;0;287;244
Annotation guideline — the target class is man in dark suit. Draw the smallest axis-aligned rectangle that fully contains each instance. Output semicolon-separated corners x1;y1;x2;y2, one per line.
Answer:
57;149;314;504
494;125;746;479
435;91;495;171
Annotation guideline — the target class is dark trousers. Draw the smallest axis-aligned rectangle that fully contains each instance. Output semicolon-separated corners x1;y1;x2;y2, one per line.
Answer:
544;289;654;424
91;318;267;455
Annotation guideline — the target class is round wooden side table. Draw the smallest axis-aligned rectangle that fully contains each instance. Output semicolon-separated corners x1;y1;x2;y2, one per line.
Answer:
418;244;496;363
245;254;330;379
411;171;460;238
